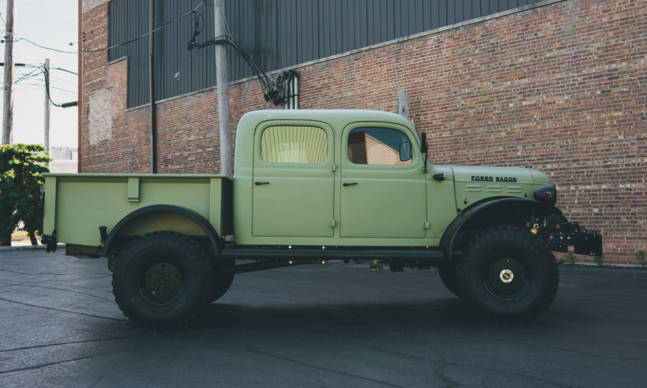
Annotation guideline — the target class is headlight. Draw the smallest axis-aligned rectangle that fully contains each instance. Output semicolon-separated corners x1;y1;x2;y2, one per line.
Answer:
533;184;557;206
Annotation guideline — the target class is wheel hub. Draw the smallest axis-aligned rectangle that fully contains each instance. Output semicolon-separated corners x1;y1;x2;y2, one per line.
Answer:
485;257;527;298
140;262;183;305
499;269;514;283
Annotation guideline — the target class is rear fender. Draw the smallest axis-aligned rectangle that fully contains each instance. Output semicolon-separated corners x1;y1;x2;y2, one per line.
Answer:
103;205;222;259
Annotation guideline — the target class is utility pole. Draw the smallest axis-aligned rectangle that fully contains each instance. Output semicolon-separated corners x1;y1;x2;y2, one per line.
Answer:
44;59;50;153
214;0;232;178
148;0;156;173
2;0;15;144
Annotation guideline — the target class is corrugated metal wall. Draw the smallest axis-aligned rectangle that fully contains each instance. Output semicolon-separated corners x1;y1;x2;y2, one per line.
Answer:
108;0;542;108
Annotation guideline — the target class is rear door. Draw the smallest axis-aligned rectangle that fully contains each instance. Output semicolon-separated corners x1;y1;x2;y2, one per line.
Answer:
340;123;427;238
252;121;335;237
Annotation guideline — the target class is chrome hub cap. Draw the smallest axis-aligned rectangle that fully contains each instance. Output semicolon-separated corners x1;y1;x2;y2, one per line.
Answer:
485;257;528;299
499;269;514;284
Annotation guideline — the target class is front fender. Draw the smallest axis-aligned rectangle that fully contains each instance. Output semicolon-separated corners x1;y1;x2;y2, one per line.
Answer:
440;198;559;260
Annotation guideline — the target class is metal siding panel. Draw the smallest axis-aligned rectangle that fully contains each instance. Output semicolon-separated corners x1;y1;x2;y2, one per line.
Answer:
342;0;351;52
358;0;365;47
447;0;455;24
456;0;464;23
472;0;482;19
395;0;404;37
431;0;439;28
308;0;316;61
368;0;375;44
422;0;431;31
290;0;298;68
439;0;447;26
109;0;538;107
323;0;333;57
313;0;321;60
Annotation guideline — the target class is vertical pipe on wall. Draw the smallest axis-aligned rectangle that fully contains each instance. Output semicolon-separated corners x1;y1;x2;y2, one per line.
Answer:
148;0;157;173
77;0;82;172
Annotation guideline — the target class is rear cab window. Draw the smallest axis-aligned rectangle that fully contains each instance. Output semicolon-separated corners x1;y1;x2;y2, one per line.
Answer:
260;125;328;164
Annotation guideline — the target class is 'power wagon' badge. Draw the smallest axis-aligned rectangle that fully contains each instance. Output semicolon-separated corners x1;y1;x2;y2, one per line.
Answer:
471;176;518;183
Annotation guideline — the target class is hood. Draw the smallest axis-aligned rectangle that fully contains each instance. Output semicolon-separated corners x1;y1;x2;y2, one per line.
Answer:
451;166;535;184
451;166;549;210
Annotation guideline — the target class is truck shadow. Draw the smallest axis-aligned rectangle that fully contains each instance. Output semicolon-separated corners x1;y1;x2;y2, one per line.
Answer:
185;297;587;332
192;298;490;331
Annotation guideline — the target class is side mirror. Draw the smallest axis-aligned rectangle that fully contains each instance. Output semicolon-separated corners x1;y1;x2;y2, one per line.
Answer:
420;132;428;154
399;140;411;161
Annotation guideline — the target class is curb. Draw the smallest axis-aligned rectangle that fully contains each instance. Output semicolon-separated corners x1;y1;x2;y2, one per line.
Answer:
0;243;65;252
558;262;647;271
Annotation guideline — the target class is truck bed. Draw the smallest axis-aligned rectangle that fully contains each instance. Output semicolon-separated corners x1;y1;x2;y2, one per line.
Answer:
43;173;232;251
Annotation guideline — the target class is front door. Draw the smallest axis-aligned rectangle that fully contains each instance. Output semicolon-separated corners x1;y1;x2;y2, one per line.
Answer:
340;124;427;238
252;122;334;237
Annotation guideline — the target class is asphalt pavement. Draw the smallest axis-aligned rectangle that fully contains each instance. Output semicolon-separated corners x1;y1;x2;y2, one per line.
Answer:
0;248;646;388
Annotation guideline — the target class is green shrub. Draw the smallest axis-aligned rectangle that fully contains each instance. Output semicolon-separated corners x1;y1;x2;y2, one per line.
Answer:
637;250;646;266
567;252;576;265
593;255;603;266
0;144;50;246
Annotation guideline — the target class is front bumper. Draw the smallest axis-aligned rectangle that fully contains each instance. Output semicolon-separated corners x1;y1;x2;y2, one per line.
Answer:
545;221;603;257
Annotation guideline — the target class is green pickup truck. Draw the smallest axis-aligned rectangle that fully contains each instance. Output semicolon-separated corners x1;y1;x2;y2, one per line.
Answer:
41;109;601;325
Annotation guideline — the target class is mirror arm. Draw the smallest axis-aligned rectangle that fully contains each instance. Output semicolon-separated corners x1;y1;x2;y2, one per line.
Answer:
420;132;428;173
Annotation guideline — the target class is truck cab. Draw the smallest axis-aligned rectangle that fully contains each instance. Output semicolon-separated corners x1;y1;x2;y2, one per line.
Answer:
233;109;454;246
41;109;602;326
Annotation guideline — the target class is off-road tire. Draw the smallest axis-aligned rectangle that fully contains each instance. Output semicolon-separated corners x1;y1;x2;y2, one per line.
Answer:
210;257;234;302
112;232;214;327
437;261;461;297
456;226;558;321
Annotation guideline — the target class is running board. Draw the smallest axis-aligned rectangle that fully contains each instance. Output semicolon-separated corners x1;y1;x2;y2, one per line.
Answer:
221;247;444;261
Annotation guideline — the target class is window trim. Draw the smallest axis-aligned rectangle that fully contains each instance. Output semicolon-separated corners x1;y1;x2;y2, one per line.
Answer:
254;120;334;168
341;121;421;169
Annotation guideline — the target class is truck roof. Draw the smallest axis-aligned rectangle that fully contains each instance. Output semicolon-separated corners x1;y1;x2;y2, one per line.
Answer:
238;109;415;132
234;109;419;173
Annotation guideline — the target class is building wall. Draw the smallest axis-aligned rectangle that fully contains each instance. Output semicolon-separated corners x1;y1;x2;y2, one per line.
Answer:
107;0;545;108
80;0;647;263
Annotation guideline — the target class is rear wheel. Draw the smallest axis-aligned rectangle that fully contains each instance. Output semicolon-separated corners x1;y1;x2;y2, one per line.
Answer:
112;232;213;326
456;226;558;321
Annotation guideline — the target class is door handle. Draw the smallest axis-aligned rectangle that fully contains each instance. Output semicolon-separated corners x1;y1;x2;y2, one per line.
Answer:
343;182;358;187
255;181;270;186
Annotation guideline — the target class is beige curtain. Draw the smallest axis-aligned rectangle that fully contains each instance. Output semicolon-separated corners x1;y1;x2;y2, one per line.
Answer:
261;126;328;163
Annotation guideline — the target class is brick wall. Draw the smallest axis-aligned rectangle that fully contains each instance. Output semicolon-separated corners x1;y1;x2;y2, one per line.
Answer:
80;0;646;263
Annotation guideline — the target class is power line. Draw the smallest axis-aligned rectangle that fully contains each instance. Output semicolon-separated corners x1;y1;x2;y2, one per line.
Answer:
20;84;77;95
43;62;77;107
13;67;42;84
51;67;77;76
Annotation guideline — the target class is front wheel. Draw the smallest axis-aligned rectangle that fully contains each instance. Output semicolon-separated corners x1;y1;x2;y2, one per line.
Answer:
112;232;214;326
456;226;558;321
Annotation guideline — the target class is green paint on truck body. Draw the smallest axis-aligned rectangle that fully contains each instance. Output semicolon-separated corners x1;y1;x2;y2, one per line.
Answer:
43;109;549;250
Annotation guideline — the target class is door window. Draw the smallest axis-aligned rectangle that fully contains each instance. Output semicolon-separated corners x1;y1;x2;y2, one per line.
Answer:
261;125;327;164
347;127;412;165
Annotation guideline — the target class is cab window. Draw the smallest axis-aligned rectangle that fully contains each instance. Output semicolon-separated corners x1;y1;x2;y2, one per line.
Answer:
261;125;328;164
347;127;412;165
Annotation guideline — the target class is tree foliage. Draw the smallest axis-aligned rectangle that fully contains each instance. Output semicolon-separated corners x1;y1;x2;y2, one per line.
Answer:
0;144;50;246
